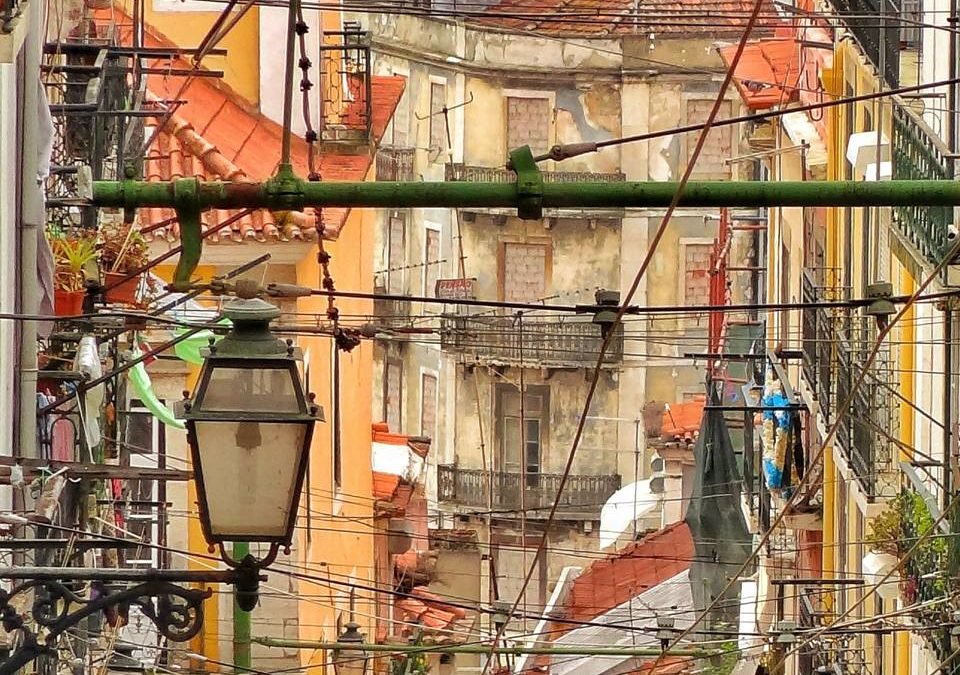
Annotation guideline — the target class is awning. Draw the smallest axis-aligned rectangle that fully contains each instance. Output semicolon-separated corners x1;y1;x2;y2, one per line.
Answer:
781;109;828;167
719;38;801;110
846;131;891;173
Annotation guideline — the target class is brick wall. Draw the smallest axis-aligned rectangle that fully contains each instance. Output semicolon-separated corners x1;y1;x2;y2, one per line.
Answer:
686;99;732;179
683;243;712;307
424;227;441;296
430;82;447;155
507;97;551;156
502;242;548;303
421;372;437;438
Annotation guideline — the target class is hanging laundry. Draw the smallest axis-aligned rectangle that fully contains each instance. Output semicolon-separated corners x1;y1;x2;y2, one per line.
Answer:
760;370;799;498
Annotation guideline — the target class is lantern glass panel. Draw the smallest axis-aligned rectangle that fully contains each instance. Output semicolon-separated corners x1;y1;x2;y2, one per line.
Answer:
193;420;308;538
201;365;301;413
333;648;369;675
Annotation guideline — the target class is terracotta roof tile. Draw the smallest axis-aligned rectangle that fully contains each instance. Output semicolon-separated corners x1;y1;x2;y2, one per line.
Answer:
94;8;404;244
565;522;694;623
394;585;476;640
373;472;401;501
474;0;782;38
719;36;803;110
660;395;705;441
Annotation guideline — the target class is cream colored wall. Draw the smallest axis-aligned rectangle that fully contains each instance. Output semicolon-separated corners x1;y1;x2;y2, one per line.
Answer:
120;0;261;105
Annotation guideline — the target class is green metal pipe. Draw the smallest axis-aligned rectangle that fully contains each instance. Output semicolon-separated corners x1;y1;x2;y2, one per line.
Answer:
250;638;716;657
233;542;251;672
91;178;960;211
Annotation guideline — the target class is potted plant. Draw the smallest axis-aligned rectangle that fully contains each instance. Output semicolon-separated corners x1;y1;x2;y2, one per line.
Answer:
98;222;150;305
49;229;97;316
864;495;904;601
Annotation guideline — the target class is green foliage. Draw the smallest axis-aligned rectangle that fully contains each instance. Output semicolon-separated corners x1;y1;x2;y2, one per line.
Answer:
391;645;431;675
700;641;738;675
866;495;903;556
48;229;98;292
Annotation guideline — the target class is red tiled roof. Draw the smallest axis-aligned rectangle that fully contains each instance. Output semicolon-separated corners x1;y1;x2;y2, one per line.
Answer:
565;522;694;623
473;0;781;38
93;8;404;243
660;395;705;441
719;36;802;110
394;586;476;639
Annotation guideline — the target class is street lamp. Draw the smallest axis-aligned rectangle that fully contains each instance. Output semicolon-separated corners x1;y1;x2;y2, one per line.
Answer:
332;622;369;675
176;294;322;558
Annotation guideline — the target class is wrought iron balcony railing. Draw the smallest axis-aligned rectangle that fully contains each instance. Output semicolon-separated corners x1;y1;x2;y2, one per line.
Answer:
445;163;625;184
831;315;899;499
377;147;416;181
799;268;849;423
440;314;624;367
372;285;412;330
437;465;621;511
893;101;955;268
318;23;373;144
829;0;901;86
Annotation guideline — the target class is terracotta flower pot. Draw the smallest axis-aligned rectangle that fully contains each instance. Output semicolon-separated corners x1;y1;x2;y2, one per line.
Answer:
54;289;85;317
103;271;141;305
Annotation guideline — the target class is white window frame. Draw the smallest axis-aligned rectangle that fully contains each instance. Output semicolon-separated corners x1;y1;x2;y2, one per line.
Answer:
678;237;715;327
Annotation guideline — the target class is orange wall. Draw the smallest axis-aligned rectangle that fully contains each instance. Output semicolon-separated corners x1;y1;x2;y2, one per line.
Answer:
116;0;261;105
295;203;377;672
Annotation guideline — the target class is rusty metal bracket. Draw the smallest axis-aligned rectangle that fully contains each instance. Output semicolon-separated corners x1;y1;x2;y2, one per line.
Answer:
508;146;543;221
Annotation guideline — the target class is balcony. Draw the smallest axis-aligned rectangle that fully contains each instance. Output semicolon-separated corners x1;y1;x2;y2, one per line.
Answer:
800;269;848;421
437;465;621;511
445;163;625;184
318;24;373;145
372;285;411;330
377;147;415;181
831;315;899;499
440;314;623;367
892;101;955;268
829;0;900;86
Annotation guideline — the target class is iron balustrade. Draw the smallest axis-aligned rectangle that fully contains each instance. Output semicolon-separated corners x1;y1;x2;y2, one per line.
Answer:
440;314;624;367
318;25;373;144
829;0;901;86
445;163;625;184
437;465;621;511
372;288;412;329
892;101;955;268
377;147;416;181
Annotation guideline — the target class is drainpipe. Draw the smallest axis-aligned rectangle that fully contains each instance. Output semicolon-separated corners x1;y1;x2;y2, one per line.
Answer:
233;542;252;672
949;0;958;158
18;0;43;463
944;307;953;514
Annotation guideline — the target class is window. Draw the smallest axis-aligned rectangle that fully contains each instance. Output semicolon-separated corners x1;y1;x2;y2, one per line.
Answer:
392;89;410;147
500;242;550;303
685;99;732;179
420;373;437;439
424;226;441;297
780;239;791;347
497;385;548;485
429;82;447;158
121;400;167;569
507;96;551;156
683;243;712;307
384;359;403;432
387;212;406;295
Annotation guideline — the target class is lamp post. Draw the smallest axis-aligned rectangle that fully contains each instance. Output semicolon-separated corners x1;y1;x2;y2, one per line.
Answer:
175;292;321;557
0;293;322;673
332;622;370;675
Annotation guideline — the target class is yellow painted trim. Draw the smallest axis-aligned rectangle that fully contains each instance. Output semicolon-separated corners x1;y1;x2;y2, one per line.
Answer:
899;267;916;460
823;446;835;577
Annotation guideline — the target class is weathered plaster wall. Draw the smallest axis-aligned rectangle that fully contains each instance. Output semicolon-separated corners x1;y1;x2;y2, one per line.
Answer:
453;367;620;477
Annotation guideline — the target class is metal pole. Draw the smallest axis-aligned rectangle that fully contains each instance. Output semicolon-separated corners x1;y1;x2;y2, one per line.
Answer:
251;638;716;657
280;0;298;166
233;542;252;672
92;178;960;211
944;306;953;515
0;566;244;583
